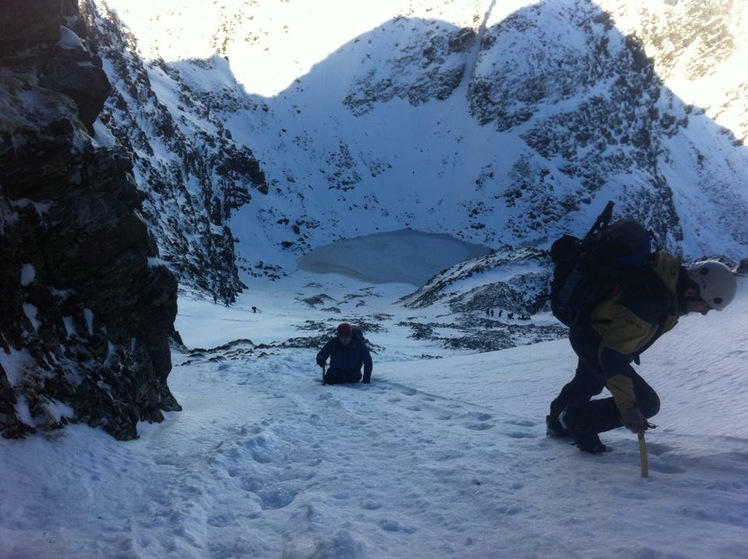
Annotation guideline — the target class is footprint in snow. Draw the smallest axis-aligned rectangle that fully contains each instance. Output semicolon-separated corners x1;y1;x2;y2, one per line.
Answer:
465;422;494;431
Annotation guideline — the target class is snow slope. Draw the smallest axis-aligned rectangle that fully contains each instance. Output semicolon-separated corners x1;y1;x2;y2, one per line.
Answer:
2;235;747;558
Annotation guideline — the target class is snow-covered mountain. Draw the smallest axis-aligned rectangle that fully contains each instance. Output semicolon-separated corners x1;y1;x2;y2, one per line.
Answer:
4;4;748;553
87;0;748;303
3;0;747;441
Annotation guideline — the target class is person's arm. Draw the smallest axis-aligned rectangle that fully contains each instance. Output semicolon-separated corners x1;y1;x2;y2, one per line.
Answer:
595;299;657;405
599;346;636;412
316;339;334;366
601;347;647;432
361;345;373;383
593;289;665;430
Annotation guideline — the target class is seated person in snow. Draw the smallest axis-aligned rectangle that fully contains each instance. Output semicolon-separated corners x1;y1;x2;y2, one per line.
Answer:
316;323;372;385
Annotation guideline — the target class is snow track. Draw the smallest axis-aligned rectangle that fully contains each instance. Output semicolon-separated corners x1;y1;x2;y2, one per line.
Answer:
2;279;747;558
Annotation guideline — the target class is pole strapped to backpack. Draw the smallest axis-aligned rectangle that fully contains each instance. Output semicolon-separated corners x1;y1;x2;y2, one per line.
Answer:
584;200;614;240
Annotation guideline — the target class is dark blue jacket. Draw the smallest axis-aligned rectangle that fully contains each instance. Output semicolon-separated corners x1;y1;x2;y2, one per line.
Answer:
317;336;372;382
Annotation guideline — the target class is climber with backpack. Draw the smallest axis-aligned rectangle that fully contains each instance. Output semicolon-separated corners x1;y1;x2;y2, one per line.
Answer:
545;202;738;453
316;322;373;385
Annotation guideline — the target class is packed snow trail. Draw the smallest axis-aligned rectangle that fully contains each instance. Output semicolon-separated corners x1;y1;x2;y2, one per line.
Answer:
153;352;579;558
116;338;748;558
2;276;747;558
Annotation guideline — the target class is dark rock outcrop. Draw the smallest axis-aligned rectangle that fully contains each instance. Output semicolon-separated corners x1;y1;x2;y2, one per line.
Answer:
0;1;180;440
0;0;61;57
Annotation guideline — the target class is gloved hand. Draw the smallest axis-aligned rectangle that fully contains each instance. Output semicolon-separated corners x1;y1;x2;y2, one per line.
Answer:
620;408;647;434
316;357;326;368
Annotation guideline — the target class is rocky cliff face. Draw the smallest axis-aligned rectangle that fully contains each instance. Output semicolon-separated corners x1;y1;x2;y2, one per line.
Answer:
84;0;269;304
0;0;180;440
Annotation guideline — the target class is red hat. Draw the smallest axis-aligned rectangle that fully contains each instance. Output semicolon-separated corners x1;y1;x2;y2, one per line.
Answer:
337;323;353;333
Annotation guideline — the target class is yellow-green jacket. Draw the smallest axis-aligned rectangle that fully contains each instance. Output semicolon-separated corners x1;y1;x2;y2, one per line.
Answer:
588;252;682;412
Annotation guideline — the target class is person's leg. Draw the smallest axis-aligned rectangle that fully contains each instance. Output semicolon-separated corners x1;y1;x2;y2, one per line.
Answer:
324;368;345;385
548;326;605;436
547;359;605;436
549;359;605;419
325;368;362;384
584;370;660;433
632;372;660;419
323;372;340;385
571;398;620;435
560;326;614;452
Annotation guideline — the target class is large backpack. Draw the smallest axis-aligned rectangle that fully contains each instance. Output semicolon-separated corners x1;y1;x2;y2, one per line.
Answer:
550;202;660;326
352;327;367;347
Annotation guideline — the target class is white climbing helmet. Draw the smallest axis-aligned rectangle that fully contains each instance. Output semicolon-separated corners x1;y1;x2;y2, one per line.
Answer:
688;260;737;311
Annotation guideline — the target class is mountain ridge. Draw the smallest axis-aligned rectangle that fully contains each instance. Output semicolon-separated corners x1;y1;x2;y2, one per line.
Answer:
90;0;748;300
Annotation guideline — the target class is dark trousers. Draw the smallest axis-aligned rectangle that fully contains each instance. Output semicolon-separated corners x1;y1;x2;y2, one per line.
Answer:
549;325;660;434
324;368;362;385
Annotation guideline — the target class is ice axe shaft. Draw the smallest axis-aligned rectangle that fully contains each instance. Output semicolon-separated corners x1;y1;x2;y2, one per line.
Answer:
638;431;649;478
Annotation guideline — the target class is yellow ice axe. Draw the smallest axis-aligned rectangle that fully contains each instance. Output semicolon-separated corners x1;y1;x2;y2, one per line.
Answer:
638;431;649;478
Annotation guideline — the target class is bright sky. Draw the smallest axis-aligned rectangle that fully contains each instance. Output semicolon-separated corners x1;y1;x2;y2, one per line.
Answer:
100;0;464;96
